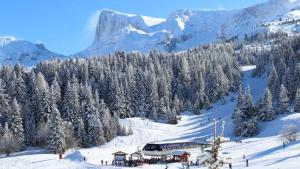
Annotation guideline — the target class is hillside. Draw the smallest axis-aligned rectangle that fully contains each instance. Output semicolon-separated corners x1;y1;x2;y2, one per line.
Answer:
1;66;300;169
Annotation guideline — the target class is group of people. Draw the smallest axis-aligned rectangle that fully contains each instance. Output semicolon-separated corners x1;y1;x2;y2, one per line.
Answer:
111;157;186;167
112;159;143;167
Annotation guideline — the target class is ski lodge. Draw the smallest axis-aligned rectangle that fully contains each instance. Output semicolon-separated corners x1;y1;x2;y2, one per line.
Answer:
112;151;128;162
142;141;210;161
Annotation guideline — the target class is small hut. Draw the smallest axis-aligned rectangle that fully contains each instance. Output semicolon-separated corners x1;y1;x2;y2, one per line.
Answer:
172;150;190;162
130;151;143;160
113;151;128;162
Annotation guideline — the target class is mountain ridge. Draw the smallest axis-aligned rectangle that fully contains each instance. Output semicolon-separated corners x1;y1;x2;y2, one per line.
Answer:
0;37;65;67
76;0;300;57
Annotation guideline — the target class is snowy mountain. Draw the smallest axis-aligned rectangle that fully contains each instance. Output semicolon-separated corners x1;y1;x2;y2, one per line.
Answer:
77;0;300;57
0;36;65;67
261;6;300;33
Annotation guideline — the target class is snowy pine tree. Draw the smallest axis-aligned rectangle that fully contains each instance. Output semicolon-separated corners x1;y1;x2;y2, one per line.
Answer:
10;99;25;149
268;63;280;100
258;88;274;121
86;112;105;146
277;84;289;114
0;80;10;124
294;88;300;113
62;81;79;124
241;118;258;137
47;105;65;154
236;84;244;110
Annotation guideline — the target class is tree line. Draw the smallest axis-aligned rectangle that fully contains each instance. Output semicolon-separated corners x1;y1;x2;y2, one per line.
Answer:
0;43;241;154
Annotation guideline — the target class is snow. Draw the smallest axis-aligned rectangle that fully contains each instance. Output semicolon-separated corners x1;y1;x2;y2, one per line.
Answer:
0;36;16;47
0;38;65;66
175;18;185;30
140;16;165;27
2;65;300;168
77;0;300;57
239;65;256;72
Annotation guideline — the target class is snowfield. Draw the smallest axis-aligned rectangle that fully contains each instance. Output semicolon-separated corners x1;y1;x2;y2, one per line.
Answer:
1;66;300;169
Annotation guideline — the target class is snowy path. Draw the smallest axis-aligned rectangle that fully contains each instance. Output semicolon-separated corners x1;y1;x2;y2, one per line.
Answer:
1;66;300;168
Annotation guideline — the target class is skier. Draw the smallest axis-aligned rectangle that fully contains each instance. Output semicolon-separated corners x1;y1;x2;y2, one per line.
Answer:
83;156;86;163
101;160;103;165
246;159;249;167
229;163;232;169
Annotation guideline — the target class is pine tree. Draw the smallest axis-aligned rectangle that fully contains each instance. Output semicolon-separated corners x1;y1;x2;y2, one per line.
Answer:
0;123;18;156
86;112;105;146
258;88;274;121
35;73;51;125
292;64;300;99
10;99;25;149
47;105;65;154
132;70;146;117
243;85;253;110
37;88;51;124
50;77;61;108
241;118;258;137
107;74;126;118
277;84;289;114
236;84;244;110
0;124;3;137
172;94;182;114
0;80;10;124
268;63;280;99
166;107;177;124
144;74;159;121
233;108;244;136
294;88;300;112
62;81;79;124
74;118;86;147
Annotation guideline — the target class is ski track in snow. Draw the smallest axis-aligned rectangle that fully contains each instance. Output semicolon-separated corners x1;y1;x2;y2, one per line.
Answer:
1;65;300;168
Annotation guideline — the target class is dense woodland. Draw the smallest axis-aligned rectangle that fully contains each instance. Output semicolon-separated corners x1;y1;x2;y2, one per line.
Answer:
1;32;300;154
233;34;300;137
0;43;241;154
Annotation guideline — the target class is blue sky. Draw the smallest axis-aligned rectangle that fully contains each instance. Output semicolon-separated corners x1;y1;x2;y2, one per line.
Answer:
0;0;268;55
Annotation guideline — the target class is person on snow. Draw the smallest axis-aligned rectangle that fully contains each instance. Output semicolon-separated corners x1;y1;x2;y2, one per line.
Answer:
229;163;232;169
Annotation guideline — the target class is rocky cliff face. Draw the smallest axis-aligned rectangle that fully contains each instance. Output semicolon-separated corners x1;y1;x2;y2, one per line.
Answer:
76;0;300;57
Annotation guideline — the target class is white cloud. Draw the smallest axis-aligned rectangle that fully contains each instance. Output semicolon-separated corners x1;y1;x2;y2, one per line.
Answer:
85;10;101;33
83;10;101;44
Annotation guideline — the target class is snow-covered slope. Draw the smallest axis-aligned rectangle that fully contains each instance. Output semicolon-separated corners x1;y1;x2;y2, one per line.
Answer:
77;0;300;57
0;36;65;66
261;6;300;33
2;66;300;169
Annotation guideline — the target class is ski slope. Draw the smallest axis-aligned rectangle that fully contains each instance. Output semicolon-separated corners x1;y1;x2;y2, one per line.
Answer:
1;65;300;169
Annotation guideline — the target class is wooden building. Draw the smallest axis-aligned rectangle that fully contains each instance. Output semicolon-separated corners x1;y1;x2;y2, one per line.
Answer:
172;150;190;162
130;150;143;160
112;151;128;162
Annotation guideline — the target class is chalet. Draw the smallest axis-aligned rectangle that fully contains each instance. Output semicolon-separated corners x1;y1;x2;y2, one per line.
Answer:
130;151;143;160
172;150;190;162
142;141;210;157
112;151;128;162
